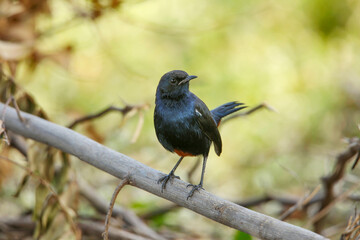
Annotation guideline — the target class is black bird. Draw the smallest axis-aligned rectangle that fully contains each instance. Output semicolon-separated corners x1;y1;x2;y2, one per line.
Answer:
154;70;246;199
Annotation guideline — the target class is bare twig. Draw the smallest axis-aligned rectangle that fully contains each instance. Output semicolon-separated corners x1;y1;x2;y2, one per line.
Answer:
0;155;81;238
321;223;347;239
1;98;28;152
103;177;130;240
1;103;328;240
79;179;165;240
341;209;360;240
0;119;9;144
0;96;26;145
1;96;26;123
351;125;360;169
7;131;28;157
280;185;321;221
67;103;149;129
81;220;152;240
351;150;360;170
309;181;360;228
313;138;360;232
0;215;35;237
185;103;274;181
0;216;152;240
221;102;276;124
141;193;320;220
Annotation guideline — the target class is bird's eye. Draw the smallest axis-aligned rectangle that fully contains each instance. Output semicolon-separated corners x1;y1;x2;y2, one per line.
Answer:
170;79;177;84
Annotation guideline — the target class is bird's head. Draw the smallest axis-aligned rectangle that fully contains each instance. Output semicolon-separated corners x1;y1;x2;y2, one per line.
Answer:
156;70;197;99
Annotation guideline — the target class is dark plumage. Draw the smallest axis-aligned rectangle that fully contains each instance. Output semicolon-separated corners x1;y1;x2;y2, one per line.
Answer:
154;70;246;199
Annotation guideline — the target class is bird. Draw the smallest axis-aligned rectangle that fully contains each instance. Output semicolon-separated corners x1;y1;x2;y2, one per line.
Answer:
154;70;246;199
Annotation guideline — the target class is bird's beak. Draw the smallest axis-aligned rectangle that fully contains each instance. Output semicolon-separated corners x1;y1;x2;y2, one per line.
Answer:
178;75;197;85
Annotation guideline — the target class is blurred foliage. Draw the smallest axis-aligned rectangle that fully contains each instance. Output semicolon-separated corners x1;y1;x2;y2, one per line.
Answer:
234;231;252;240
1;0;360;239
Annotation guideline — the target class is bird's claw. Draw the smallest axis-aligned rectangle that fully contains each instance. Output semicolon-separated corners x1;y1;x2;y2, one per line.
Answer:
157;173;180;192
186;184;204;200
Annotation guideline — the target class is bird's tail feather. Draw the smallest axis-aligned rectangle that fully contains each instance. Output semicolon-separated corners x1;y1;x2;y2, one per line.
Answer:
211;101;246;126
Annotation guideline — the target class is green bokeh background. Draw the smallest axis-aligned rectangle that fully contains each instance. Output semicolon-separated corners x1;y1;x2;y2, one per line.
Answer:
8;0;360;238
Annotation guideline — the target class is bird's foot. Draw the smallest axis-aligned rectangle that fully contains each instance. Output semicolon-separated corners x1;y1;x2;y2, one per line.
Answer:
157;173;180;192
186;184;204;200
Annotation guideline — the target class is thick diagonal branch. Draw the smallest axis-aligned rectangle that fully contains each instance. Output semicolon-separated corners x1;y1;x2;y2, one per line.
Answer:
0;103;328;240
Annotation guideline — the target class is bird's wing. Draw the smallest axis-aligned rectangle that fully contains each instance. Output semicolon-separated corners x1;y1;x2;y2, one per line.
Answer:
194;99;222;156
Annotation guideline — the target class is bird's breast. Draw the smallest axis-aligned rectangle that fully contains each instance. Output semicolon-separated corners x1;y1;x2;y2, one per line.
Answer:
154;98;210;156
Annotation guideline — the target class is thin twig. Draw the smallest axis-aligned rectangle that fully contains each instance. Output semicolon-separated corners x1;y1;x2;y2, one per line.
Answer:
103;177;130;240
0;119;9;144
341;209;360;240
185;103;274;181
280;185;321;221
313;138;360;232
0;216;152;240
0;155;81;238
351;150;360;170
221;102;277;124
1;96;26;123
79;179;165;240
308;181;360;228
1;96;27;145
68;103;149;129
351;125;360;169
7;131;28;157
141;193;324;220
81;220;152;240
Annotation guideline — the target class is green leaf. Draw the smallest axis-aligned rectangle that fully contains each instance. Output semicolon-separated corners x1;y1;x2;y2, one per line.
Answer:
233;231;252;240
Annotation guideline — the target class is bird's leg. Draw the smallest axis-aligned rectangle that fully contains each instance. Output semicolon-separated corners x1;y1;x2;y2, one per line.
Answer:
158;156;184;192
186;155;207;199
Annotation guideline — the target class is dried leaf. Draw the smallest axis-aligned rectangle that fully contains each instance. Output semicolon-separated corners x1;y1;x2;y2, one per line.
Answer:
17;92;38;115
111;0;123;8
0;1;24;18
85;124;104;143
0;120;9;145
7;61;18;77
28;46;73;71
0;74;17;100
20;0;51;15
28;143;55;184
47;45;73;70
13;173;30;197
0;40;31;61
29;143;79;238
131;111;144;143
0;148;13;188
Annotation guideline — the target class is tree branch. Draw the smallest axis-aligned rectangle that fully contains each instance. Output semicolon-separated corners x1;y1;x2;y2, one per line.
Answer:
67;103;149;129
221;102;276;124
0;216;153;240
79;179;165;240
313;138;360;232
103;177;130;240
1;103;328;240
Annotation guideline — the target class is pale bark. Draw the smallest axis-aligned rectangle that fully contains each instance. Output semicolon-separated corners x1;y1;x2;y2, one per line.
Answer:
1;103;328;240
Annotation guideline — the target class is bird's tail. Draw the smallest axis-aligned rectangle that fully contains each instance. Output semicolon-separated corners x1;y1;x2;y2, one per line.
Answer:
211;101;246;126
